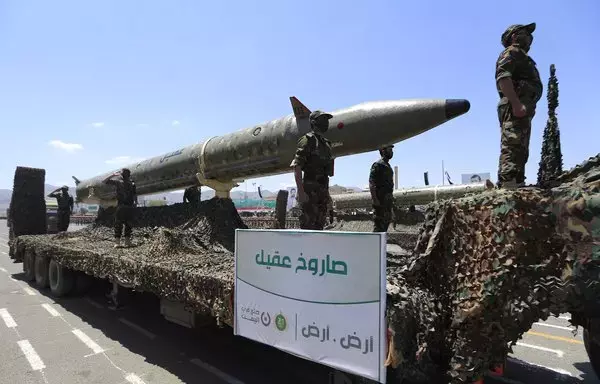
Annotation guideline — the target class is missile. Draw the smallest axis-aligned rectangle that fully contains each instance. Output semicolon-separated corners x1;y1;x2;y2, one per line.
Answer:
74;96;470;206
331;181;494;210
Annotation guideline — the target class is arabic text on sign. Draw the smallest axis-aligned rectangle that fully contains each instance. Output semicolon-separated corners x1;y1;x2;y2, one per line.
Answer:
255;250;348;276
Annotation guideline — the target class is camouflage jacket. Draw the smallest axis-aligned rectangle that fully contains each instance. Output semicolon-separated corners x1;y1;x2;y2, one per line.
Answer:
106;179;137;206
290;132;334;183
495;44;543;107
369;158;394;198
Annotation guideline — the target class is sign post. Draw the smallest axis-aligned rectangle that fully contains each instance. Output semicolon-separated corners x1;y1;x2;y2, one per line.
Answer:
234;229;387;383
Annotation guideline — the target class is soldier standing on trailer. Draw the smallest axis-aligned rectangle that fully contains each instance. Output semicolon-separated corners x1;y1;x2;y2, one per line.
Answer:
369;145;395;232
183;185;201;204
290;110;335;230
102;168;137;248
48;185;74;232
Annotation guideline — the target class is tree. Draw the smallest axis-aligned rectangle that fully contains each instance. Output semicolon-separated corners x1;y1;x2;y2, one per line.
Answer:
537;64;564;188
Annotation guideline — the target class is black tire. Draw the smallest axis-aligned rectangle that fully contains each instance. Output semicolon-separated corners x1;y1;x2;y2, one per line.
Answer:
34;255;50;288
584;326;600;379
23;251;35;281
48;259;74;297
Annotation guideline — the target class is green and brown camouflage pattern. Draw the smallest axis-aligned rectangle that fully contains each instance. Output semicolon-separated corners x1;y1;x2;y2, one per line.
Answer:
386;153;600;383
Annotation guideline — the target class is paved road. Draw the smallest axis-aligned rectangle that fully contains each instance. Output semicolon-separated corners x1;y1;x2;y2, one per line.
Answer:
0;220;598;383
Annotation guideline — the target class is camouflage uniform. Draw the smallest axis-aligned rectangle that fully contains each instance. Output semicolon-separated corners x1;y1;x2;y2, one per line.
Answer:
369;152;395;232
183;186;201;204
496;23;543;186
290;111;335;230
105;178;137;240
49;187;74;232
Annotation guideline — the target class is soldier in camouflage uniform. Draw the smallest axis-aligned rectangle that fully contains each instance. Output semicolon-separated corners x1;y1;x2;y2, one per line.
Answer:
290;110;335;230
48;185;74;232
495;23;543;189
369;145;395;232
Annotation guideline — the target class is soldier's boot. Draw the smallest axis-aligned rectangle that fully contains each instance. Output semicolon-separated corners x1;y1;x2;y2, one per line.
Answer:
114;238;122;248
122;237;132;248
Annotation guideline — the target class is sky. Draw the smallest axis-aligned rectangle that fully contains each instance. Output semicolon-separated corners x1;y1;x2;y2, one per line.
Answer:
1;0;599;195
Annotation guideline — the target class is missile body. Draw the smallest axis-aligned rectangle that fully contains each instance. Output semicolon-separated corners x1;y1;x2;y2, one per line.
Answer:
75;97;470;205
331;181;493;210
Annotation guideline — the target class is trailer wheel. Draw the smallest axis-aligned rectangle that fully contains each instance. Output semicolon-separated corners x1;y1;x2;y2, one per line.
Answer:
23;251;35;281
34;255;50;288
48;259;74;297
584;323;600;379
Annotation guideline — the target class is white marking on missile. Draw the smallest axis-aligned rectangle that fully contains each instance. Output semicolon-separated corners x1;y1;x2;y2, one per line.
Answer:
41;304;60;317
18;340;46;371
0;308;17;328
85;297;104;309
72;329;105;355
119;318;156;340
0;267;7;272
125;373;147;384
23;287;36;296
558;314;571;320
1;251;7;255
533;322;573;331
190;358;246;384
507;357;575;377
515;342;564;357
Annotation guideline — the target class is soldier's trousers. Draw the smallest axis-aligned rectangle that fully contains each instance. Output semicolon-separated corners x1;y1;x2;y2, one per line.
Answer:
57;210;70;232
373;201;393;233
497;103;535;185
299;182;329;230
114;205;134;238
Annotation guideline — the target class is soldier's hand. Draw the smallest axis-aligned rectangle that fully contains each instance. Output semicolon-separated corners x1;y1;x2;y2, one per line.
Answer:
512;102;527;118
297;190;308;203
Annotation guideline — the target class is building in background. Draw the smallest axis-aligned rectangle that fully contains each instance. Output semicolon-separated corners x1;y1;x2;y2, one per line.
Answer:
461;172;491;184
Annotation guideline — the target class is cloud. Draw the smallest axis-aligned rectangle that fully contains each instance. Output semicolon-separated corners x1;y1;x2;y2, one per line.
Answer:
104;156;146;166
48;140;84;153
171;120;180;126
90;122;105;128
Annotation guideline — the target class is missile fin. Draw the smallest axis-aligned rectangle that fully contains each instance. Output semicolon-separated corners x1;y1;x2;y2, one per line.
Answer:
290;96;311;119
72;176;81;185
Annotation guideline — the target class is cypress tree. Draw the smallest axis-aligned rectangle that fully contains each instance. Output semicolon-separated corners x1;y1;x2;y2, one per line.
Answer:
537;64;564;188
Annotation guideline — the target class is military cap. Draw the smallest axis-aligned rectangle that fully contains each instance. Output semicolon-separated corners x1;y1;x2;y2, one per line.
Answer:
501;23;536;47
309;110;333;121
61;185;69;190
379;144;394;150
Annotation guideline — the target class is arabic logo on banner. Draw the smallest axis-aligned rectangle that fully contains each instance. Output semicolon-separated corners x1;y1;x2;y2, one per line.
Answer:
255;250;348;277
275;314;287;331
261;311;271;327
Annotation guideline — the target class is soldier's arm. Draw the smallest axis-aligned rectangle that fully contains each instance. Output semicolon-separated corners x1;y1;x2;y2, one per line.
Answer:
102;171;120;185
369;162;380;204
496;48;522;106
290;136;310;193
132;183;138;207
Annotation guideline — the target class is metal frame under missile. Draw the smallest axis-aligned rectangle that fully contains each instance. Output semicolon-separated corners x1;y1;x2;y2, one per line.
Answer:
74;96;470;207
331;181;494;210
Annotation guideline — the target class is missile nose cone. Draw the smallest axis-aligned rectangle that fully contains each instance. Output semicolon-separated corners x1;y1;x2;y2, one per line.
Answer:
445;99;471;120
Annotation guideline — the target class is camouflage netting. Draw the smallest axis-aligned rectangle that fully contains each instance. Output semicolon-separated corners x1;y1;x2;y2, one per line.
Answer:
8;167;47;257
13;199;248;326
386;153;600;383
326;209;425;249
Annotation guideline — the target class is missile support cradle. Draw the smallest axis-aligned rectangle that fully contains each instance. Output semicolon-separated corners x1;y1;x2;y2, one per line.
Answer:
8;153;600;383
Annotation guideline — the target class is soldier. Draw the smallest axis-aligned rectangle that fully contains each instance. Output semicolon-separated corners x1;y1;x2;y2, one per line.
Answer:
48;185;74;232
496;23;543;189
102;168;137;248
290;110;335;230
369;145;395;232
183;185;201;204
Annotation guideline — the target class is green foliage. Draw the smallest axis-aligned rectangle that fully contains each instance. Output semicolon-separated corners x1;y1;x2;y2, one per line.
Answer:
537;64;564;187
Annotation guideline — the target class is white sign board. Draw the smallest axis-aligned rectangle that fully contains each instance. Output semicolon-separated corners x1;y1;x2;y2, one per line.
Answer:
234;229;387;383
461;172;491;184
286;187;297;212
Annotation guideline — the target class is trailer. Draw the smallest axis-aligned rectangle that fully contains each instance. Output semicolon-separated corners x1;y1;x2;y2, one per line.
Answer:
7;153;600;383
